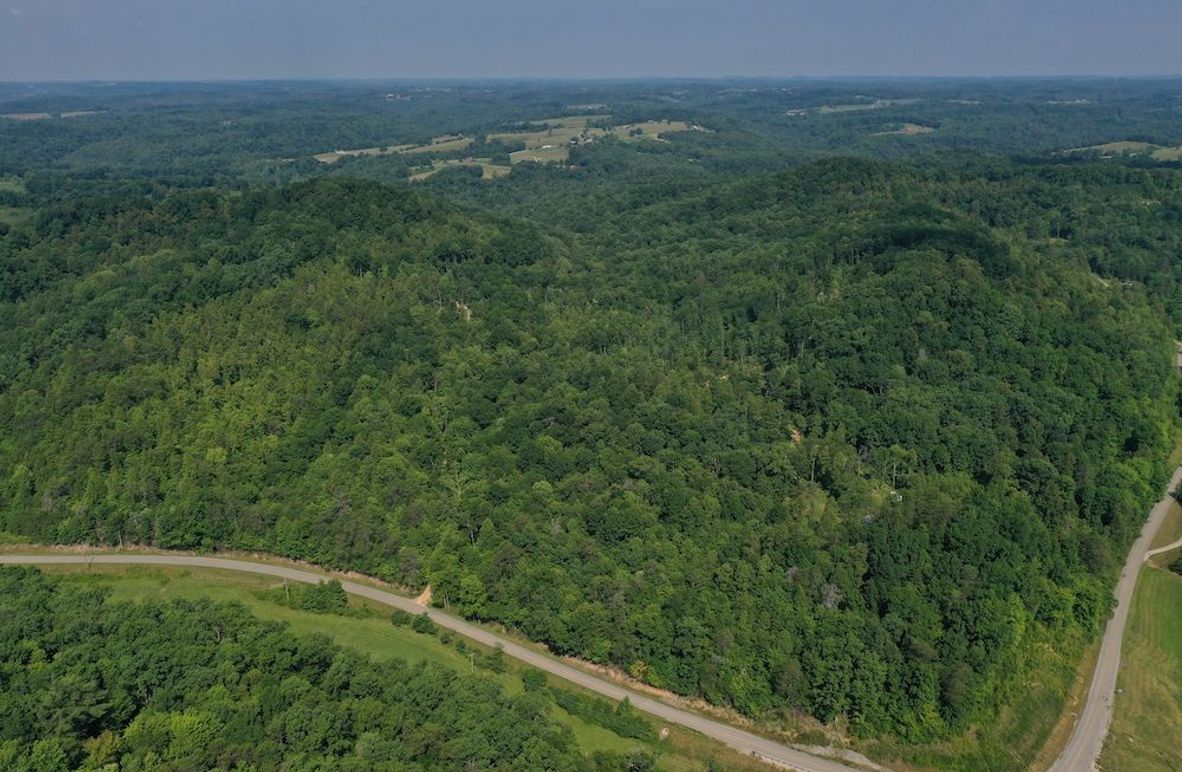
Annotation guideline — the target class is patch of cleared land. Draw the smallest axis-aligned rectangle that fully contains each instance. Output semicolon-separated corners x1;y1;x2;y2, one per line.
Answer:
1150;497;1182;551
0;110;104;120
874;122;935;136
313;134;473;164
42;563;770;772
788;99;919;117
525;115;611;129
314;118;698;173
409;157;512;182
818;99;917;114
402;134;474;154
0;176;25;193
495;118;696;166
1098;565;1182;771
1066;141;1182;162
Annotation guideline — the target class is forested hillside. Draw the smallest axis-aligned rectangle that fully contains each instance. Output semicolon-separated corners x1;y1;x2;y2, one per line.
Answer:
2;158;1180;746
0;566;599;770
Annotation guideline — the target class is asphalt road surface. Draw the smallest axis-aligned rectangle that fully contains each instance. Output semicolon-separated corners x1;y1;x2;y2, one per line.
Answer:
0;552;860;772
1048;463;1182;772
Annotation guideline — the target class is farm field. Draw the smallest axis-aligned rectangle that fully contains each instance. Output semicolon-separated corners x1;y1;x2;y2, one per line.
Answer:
314;117;694;169
313;134;473;163
497;118;695;165
875;122;935;136
817;98;918;113
410;157;512;181
1067;141;1182;161
42;563;770;772
1098;566;1182;771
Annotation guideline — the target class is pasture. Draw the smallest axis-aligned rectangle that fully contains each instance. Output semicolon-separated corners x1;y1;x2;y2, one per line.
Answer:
314;117;693;169
875;122;936;136
314;134;473;163
1099;566;1182;771
495;117;695;165
818;98;917;114
410;157;511;181
1066;141;1182;161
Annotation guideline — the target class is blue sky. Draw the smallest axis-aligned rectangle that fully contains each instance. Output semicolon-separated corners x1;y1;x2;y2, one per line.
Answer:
2;0;1180;80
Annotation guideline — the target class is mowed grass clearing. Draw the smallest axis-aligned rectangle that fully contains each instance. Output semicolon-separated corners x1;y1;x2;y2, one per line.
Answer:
1150;498;1182;551
316;118;696;170
314;134;474;164
41;563;769;771
1066;141;1182;161
410;157;511;181
874;122;935;136
1099;566;1182;771
817;99;917;114
496;118;695;165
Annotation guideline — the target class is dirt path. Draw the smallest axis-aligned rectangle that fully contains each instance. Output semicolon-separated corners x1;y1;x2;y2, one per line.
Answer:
0;552;862;772
1144;536;1182;561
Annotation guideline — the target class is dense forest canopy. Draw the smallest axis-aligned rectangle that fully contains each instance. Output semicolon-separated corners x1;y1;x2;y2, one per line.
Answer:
1;78;1181;756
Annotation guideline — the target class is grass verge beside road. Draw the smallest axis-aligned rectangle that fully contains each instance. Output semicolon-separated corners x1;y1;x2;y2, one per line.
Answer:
1098;566;1182;771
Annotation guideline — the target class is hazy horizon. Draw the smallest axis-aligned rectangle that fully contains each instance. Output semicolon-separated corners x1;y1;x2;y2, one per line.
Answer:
3;0;1181;82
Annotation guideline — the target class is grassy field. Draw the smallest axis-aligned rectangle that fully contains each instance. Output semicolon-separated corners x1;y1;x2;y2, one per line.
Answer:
0;176;25;193
1099;566;1182;771
409;158;511;181
818;99;917;114
1067;141;1182;161
496;118;694;165
315;118;693;169
510;145;572;164
40;563;770;771
1151;499;1182;551
314;135;473;164
402;135;474;155
875;123;935;136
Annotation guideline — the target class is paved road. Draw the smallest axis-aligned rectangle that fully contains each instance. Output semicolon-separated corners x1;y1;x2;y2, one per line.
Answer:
1049;464;1182;772
0;553;859;772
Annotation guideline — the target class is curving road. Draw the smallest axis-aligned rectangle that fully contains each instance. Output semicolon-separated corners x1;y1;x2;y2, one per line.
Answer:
0;552;859;772
1049;463;1182;772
